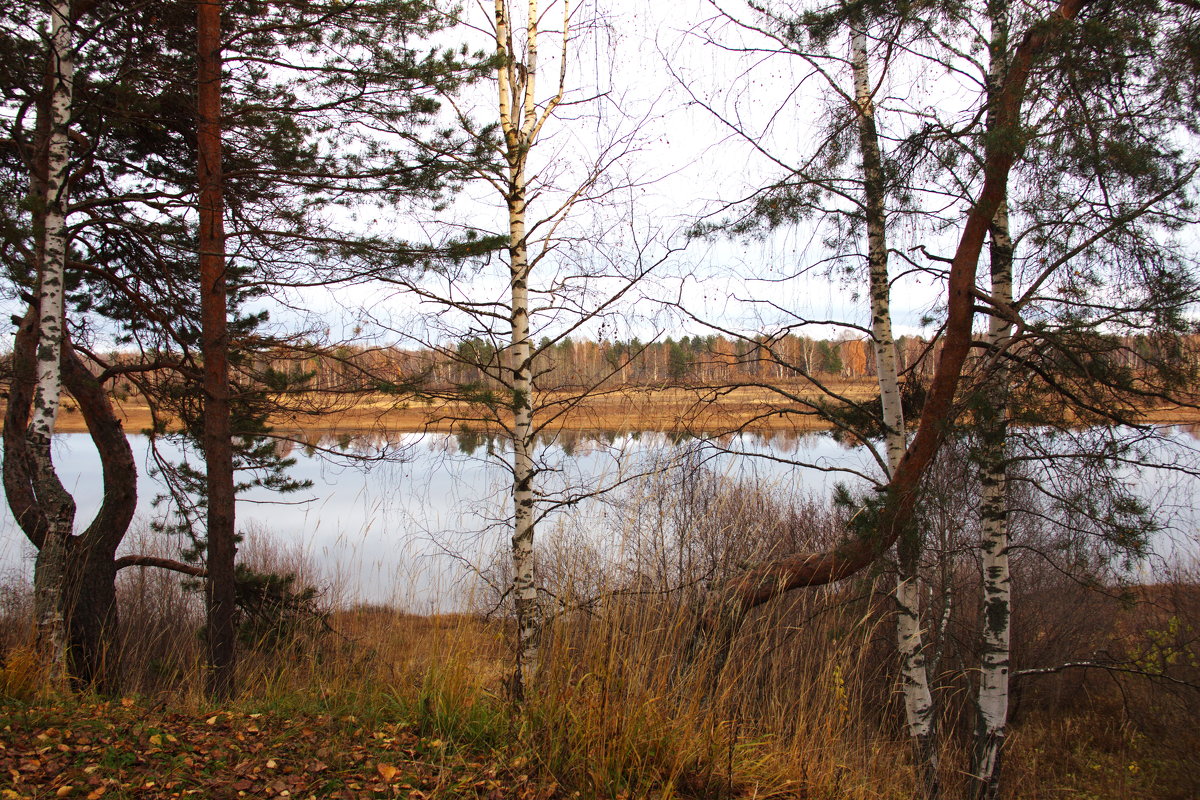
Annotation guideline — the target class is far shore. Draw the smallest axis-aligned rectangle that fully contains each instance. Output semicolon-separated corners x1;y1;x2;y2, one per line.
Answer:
48;382;1200;436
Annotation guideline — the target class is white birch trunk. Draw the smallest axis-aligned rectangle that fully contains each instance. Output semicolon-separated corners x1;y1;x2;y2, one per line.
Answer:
851;27;939;796
30;0;77;688
972;4;1014;794
494;0;569;699
972;203;1012;800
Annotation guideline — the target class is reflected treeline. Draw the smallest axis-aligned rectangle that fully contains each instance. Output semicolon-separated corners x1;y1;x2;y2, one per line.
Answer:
1174;423;1200;441
273;426;844;460
451;427;843;457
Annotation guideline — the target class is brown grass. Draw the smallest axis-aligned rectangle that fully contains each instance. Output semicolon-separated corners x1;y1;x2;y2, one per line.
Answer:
3;462;1199;799
52;380;1200;435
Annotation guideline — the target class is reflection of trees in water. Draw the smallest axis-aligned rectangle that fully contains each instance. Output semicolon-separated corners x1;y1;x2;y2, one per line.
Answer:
446;426;836;457
1178;423;1200;441
280;425;852;463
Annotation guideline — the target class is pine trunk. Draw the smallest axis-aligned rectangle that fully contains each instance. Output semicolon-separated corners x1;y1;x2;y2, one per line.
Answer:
64;544;119;689
851;26;939;797
197;0;237;701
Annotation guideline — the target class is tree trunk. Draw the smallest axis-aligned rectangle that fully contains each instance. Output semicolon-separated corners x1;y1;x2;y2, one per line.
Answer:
972;5;1015;789
61;338;137;692
493;0;569;700
5;308;138;692
197;0;238;701
29;0;77;689
851;27;939;796
509;187;538;699
702;0;1088;626
971;207;1012;800
63;544;119;689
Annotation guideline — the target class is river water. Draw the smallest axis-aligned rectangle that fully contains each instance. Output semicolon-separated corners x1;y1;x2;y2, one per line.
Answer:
0;427;1196;609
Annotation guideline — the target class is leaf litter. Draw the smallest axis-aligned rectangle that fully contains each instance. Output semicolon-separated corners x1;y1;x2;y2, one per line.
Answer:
0;698;561;800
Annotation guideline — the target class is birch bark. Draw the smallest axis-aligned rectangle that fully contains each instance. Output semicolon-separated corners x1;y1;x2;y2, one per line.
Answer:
29;0;77;688
493;0;569;700
972;5;1014;791
850;27;939;796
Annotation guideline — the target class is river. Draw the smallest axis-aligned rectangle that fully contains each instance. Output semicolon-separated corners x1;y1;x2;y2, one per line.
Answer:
0;427;1196;609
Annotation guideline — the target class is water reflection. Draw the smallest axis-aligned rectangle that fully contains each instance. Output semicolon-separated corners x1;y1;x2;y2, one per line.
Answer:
0;427;1195;609
275;425;846;460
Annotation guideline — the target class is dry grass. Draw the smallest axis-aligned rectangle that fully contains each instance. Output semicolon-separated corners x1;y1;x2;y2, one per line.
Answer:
53;381;914;435
3;483;1199;799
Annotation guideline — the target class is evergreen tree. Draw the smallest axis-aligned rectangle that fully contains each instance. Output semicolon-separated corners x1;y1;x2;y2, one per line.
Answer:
0;0;491;691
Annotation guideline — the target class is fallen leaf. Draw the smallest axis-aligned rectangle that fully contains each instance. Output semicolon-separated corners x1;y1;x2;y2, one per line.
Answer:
377;764;399;783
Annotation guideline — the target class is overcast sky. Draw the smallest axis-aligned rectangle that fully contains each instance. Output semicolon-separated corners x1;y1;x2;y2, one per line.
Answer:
282;0;956;350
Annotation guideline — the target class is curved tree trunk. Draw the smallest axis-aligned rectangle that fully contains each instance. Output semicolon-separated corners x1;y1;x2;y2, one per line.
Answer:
60;338;137;691
701;0;1088;627
4;309;138;692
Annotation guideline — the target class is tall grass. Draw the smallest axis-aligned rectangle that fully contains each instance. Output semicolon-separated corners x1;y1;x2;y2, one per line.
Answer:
1;462;1197;799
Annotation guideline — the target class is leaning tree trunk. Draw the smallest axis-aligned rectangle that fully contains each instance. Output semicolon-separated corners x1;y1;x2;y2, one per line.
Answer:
700;0;1088;631
28;0;77;688
971;5;1015;788
197;0;238;701
850;25;940;797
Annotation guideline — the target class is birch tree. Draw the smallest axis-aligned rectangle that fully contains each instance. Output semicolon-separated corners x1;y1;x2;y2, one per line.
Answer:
848;22;939;795
685;7;942;784
960;0;1199;790
414;0;666;699
971;2;1014;793
490;0;569;698
27;0;76;686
